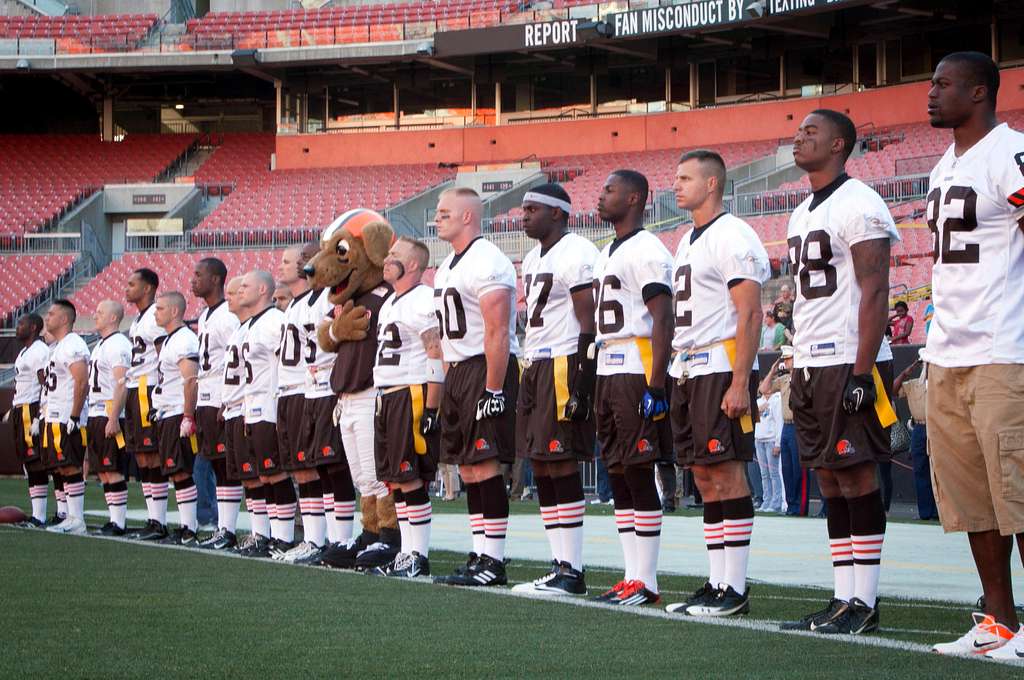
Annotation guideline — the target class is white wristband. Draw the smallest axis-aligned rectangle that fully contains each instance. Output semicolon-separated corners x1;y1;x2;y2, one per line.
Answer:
426;358;444;383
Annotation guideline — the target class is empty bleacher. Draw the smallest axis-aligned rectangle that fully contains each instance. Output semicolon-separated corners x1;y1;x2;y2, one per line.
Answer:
0;13;158;52
0;254;76;324
71;250;284;320
0;134;196;236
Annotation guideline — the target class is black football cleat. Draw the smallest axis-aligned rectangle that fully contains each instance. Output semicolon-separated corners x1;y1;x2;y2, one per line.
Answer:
16;517;46;529
813;597;879;635
268;539;296;560
666;581;717;614
355;530;401;571
198;528;237;551
534;562;586;596
780;598;848;631
238;534;273;558
137;520;169;542
373;551;431;578
161;527;198;546
454;552;480;576
434;554;507;586
319;531;378;570
684;585;750;616
93;521;126;537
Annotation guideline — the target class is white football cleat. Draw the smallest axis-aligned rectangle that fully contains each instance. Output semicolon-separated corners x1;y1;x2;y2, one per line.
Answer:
932;613;1014;657
985;624;1024;662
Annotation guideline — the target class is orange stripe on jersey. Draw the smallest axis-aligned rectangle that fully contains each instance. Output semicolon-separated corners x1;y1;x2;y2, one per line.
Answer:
1008;190;1024;207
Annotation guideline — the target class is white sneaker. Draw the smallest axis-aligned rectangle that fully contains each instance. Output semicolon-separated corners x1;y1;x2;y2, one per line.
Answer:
46;516;74;533
280;541;322;564
512;561;561;595
932;613;1015;656
49;516;87;535
985;624;1024;662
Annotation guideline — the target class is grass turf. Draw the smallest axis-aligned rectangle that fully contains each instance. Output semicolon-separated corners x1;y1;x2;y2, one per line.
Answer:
0;480;1009;678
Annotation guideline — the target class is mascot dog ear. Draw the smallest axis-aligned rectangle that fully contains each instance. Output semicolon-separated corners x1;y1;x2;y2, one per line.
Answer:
361;221;395;268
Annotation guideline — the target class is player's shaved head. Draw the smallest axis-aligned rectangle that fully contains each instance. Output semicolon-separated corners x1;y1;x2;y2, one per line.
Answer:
239;270;275;312
810;109;858;162
158;291;187;317
226;275;245;315
939;51;999;107
16;313;43;341
398;236;430;271
436;187;483;245
678;150;727;197
610;170;649;206
300;242;320;270
98;300;124;323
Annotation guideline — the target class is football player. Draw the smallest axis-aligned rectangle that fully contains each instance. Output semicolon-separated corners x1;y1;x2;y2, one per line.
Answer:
41;300;90;535
662;151;770;617
86;300;133;536
192;258;242;550
235;270;294;558
431;187;520;587
779;109;898;635
371;236;444;578
276;244;341;563
510;184;598;596
119;268;168;541
923;52;1024;659
152;292;201;545
6;313;49;526
591;170;673;606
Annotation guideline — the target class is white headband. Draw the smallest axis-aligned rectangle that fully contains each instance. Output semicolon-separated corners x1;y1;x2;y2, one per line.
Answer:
523;191;572;214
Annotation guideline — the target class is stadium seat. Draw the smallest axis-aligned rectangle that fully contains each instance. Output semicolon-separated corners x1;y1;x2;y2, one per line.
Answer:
0;254;76;324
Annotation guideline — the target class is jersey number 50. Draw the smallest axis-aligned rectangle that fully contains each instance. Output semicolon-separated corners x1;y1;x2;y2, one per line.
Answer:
436;288;467;340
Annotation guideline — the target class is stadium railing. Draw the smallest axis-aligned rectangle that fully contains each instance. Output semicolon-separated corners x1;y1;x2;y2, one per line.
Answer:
895;154;943;177
732;174;930;217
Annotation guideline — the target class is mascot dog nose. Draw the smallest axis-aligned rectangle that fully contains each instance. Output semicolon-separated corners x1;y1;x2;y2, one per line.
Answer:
303;263;315;277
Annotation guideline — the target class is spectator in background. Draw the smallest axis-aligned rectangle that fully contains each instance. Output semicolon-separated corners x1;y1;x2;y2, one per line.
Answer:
273;282;292;312
773;306;794;347
760;311;778;351
762;346;808;516
888;301;914;344
775;283;794;306
754;382;784;512
894;355;937;520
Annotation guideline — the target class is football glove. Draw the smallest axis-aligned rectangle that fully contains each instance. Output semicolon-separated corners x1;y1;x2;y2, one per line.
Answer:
332;398;344;426
565;333;596;422
475;389;506;421
638;386;669;421
1;408;10;424
29;418;40;437
842;373;876;415
179;415;196;438
420;407;440;435
66;415;80;435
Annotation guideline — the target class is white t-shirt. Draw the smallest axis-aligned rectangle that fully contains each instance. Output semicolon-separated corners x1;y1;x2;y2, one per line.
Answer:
433;237;520;362
302;288;337;399
221;320;250;420
13;339;49;406
242;305;285;424
152;326;199;419
126;304;165;389
87;332;132;418
374;283;440;387
43;332;90;423
922;123;1024;367
594;229;673;376
669;213;770;378
787;177;900;368
754;391;783;446
278;288;314;397
197;300;239;408
521;232;599;361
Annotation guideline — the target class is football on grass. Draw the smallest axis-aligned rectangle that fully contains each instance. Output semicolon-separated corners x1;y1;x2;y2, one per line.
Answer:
0;506;28;524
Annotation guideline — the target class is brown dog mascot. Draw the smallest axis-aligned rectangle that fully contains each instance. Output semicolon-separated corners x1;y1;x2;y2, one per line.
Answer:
304;208;400;569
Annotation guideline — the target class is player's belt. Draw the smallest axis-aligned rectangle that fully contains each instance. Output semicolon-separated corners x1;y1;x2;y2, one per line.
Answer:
673;338;754;434
105;400;127;450
377;384;429;455
601;337;656;384
20;404;33;449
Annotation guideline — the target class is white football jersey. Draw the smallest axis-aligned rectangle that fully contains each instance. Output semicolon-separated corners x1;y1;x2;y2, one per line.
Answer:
433;237;520;362
670;214;770;378
197;300;239;408
522;232;599;361
87;332;132;418
594;229;673;376
242;305;284;424
787;177;900;368
374;284;440;387
922;123;1024;367
126;304;165;389
278;288;313;397
221;321;250;420
13;339;49;406
304;288;336;399
43;332;90;423
152;326;199;419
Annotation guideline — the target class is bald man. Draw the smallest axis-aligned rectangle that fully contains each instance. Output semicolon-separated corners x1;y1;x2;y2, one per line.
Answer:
234;270;295;557
87;300;133;536
273;283;293;312
152;291;202;545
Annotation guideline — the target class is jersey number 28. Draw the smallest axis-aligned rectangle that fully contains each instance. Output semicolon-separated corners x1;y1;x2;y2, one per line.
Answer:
787;230;837;299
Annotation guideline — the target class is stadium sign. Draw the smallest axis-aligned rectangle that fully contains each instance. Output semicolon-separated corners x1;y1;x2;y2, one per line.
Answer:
608;0;856;38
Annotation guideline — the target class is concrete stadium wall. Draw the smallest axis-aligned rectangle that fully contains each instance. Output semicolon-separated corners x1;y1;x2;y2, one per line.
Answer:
276;66;1024;170
71;0;168;15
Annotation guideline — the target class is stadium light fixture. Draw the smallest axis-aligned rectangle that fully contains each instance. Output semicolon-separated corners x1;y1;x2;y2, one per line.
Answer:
175;103;184;110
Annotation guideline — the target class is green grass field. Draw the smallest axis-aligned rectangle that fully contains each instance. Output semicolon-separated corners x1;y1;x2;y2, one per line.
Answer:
0;479;1011;679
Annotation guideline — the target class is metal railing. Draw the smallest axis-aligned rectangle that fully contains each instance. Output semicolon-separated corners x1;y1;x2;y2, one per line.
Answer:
731;174;931;217
895;154;942;177
1;255;90;329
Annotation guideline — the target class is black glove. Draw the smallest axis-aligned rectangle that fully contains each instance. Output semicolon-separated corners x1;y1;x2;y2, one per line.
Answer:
565;334;596;421
475;389;506;421
66;415;80;435
420;407;440;435
842;373;876;415
639;385;669;421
